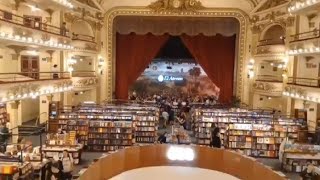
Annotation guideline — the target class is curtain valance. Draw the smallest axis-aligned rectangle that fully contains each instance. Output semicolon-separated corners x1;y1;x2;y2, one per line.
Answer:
114;16;239;36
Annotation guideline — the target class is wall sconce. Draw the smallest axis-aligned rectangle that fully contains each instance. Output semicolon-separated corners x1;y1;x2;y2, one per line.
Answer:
247;58;255;79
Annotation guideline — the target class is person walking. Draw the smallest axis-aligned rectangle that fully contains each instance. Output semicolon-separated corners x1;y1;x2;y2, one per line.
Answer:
210;127;221;148
61;150;73;180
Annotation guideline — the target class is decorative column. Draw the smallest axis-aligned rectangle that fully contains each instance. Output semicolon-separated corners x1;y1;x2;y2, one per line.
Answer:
7;100;21;143
39;95;53;124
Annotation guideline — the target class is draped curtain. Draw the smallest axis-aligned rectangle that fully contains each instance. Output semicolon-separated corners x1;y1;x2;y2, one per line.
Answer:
115;33;169;100
181;34;236;103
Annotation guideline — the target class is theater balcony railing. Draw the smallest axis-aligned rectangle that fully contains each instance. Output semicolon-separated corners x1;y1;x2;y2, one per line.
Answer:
253;75;284;97
71;71;98;91
71;33;98;53
288;29;320;56
72;33;96;44
256;75;284;83
287;77;320;88
255;39;286;57
0;72;73;103
288;0;320;15
0;9;70;38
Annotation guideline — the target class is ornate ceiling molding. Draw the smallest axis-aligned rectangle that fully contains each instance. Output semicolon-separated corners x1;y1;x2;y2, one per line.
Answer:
103;7;249;101
148;0;204;13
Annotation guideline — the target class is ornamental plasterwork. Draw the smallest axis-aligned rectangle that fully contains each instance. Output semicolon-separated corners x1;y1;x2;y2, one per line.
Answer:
148;0;204;13
73;77;98;88
3;80;72;97
253;81;284;96
103;7;248;101
256;0;288;12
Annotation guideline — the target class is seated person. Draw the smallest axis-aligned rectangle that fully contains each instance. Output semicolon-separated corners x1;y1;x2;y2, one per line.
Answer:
157;132;167;144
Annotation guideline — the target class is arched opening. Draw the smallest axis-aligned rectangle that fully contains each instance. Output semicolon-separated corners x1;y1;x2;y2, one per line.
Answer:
71;20;95;42
114;16;238;103
259;24;285;46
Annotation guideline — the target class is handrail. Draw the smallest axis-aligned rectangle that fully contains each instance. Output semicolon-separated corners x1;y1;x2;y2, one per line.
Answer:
79;145;287;180
257;38;284;46
0;71;71;84
0;9;69;37
288;77;320;87
71;71;96;77
256;75;283;82
290;29;320;42
72;33;95;43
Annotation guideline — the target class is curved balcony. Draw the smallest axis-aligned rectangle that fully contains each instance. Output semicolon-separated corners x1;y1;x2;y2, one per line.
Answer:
287;77;320;88
72;33;96;44
255;39;286;57
253;76;284;97
288;0;320;14
71;33;98;53
71;71;98;91
0;72;72;102
0;71;70;84
78;145;286;180
256;75;283;83
0;9;70;38
288;29;320;56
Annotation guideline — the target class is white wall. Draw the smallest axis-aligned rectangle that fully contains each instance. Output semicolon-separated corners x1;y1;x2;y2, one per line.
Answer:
72;89;97;105
296;56;320;78
252;94;287;113
20;98;39;123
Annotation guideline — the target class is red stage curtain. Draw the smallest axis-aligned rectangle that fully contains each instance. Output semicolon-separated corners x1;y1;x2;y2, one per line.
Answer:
116;33;169;100
181;34;236;103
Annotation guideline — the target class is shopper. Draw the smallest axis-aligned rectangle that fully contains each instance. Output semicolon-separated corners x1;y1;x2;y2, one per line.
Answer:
61;150;73;180
0;123;9;152
210;127;221;148
162;110;169;128
177;112;186;129
157;132;167;144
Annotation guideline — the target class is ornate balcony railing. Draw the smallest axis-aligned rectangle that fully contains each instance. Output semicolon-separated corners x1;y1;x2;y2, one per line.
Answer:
256;75;283;82
0;9;69;37
287;77;320;87
72;33;95;43
257;38;284;47
0;72;70;84
71;71;96;77
290;29;320;42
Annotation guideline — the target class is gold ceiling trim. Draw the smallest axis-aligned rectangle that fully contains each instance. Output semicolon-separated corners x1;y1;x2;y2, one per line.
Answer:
103;7;249;101
148;0;204;13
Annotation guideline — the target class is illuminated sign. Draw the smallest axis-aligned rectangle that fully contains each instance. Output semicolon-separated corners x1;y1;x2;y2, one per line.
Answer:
158;75;184;82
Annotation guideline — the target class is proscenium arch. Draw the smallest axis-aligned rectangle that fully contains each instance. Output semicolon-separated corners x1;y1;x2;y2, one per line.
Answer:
102;7;249;102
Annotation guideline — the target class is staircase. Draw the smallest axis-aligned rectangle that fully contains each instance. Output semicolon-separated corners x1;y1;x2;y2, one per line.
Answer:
17;124;46;136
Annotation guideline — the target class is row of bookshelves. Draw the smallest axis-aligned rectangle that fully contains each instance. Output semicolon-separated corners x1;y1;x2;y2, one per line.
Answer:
49;102;159;151
192;108;304;158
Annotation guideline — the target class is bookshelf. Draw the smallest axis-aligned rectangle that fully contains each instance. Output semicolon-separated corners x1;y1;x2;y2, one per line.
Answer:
67;120;88;145
282;143;320;172
133;113;158;143
192;108;303;158
87;119;133;151
0;104;8;124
